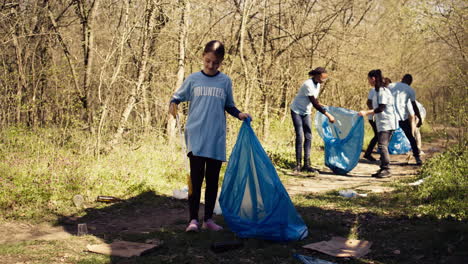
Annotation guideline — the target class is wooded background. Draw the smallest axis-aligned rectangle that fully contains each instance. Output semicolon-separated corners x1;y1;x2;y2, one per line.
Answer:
0;0;466;146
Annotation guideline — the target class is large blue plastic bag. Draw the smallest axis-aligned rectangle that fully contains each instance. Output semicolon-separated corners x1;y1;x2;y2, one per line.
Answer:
219;119;308;241
388;127;411;154
315;107;364;175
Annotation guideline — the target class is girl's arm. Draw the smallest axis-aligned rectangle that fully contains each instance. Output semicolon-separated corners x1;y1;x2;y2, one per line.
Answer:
225;106;241;119
308;96;335;123
308;96;326;114
168;78;192;118
359;104;386;116
225;78;252;120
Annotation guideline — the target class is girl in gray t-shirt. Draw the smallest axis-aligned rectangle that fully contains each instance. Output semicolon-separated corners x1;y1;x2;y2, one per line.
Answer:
169;41;251;232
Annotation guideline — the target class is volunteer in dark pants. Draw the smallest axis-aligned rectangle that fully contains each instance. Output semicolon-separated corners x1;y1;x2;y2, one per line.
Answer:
359;70;398;178
290;67;335;173
391;74;423;165
364;77;392;162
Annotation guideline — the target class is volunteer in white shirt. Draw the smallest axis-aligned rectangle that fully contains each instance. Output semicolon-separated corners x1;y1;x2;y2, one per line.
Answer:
359;70;398;178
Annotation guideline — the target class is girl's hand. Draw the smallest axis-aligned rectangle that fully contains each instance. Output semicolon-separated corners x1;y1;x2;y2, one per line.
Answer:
169;102;178;118
358;110;367;117
326;112;335;123
239;113;252;120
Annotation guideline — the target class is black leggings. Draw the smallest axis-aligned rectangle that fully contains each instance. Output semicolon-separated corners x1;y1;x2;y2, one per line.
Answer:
364;120;378;157
188;153;222;222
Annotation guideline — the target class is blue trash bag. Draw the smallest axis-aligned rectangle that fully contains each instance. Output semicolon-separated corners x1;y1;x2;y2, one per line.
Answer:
388;127;411;154
314;107;364;175
219;119;308;241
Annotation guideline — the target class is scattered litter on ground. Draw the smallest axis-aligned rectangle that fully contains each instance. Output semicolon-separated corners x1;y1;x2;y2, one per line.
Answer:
172;186;188;199
77;223;88;236
96;196;122;203
303;236;372;258
338;190;367;198
294;254;338;264
214;196;222;215
72;195;84;207
87;240;162;257
408;177;430;186
145;238;160;244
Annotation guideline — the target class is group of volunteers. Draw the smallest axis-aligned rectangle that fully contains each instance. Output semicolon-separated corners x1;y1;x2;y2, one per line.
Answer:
168;40;424;233
290;68;424;179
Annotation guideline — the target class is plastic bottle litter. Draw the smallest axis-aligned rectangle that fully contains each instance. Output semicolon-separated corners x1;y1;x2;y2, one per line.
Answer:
77;223;88;236
408;176;430;186
338;190;367;198
213;197;222;215
73;194;84;207
172;186;188;199
96;196;122;203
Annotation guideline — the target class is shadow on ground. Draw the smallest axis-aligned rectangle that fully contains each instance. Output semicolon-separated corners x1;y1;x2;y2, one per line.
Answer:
52;190;468;264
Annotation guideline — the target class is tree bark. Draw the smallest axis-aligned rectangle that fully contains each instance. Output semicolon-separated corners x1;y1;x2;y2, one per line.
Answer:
75;0;101;131
109;0;160;148
167;0;188;142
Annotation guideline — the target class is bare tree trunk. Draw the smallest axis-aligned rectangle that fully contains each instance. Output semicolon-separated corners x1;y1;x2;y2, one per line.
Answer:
262;93;270;140
47;6;84;106
167;0;188;142
240;0;255;111
95;0;131;156
75;0;101;132
12;33;25;124
109;0;159;148
260;0;269;140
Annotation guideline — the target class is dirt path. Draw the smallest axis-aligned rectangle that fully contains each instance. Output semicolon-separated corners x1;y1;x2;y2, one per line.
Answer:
0;140;447;245
283;139;445;196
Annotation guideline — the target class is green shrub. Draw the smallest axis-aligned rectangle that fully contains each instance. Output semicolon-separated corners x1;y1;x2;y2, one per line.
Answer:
412;144;468;219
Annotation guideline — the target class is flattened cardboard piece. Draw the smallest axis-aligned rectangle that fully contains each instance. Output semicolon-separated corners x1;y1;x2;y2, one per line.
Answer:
87;240;161;257
302;236;372;258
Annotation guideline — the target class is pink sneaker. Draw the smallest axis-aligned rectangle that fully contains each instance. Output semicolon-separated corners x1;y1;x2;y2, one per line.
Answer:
202;219;223;231
185;219;199;232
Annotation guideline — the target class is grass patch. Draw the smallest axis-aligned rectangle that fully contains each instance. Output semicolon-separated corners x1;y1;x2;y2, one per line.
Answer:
402;144;467;220
1;123;467;263
0;126;191;221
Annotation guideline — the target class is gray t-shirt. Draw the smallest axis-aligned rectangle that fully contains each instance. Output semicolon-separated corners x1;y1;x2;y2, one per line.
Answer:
391;82;416;121
290;79;320;115
372;87;398;132
171;71;236;161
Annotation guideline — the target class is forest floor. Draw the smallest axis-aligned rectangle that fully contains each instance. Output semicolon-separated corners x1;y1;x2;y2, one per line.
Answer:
280;139;446;196
1;138;466;264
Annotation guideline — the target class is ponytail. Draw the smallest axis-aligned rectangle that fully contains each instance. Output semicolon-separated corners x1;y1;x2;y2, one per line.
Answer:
368;69;384;91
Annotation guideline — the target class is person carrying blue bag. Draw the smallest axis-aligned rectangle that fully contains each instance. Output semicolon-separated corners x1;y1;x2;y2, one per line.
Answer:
290;67;336;173
169;40;252;233
219;118;308;241
358;70;398;178
391;74;423;165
